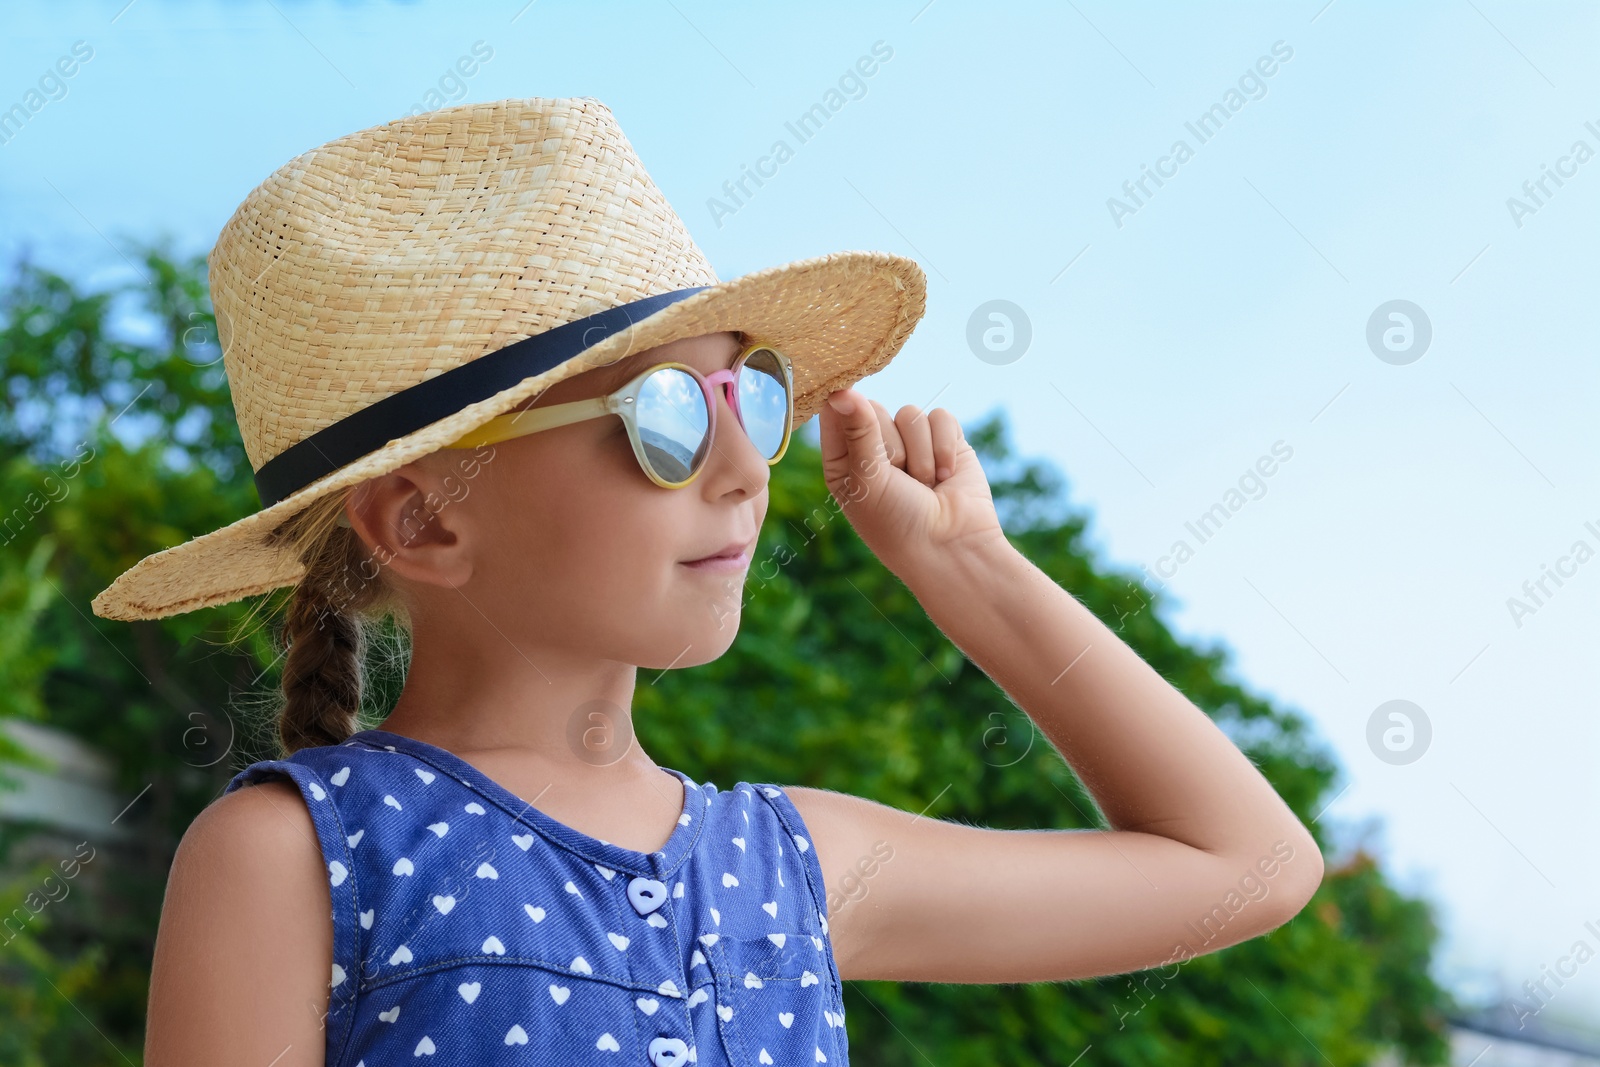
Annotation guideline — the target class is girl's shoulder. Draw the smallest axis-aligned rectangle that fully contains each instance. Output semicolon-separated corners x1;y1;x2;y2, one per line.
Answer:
220;730;454;841
146;758;335;1063
223;730;394;796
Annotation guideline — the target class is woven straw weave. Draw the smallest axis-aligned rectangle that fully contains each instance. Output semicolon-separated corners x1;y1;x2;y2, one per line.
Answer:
90;96;926;622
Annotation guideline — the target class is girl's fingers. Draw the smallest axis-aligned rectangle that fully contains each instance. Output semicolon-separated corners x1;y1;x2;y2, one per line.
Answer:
895;404;936;486
822;390;961;496
928;407;963;481
870;399;905;470
820;387;894;503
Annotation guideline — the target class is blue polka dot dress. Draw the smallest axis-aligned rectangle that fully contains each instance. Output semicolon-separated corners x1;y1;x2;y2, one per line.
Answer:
223;728;849;1066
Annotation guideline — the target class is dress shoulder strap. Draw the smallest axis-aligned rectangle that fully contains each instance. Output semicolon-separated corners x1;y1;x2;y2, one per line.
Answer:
224;742;368;1066
749;783;848;1028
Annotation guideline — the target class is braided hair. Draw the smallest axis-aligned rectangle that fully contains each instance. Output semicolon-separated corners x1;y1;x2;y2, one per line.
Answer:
261;492;409;756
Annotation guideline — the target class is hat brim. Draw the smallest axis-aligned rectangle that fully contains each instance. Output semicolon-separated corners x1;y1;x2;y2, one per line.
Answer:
90;249;926;622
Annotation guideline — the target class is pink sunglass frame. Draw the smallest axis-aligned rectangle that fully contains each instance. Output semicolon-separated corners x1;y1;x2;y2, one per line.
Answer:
440;342;796;490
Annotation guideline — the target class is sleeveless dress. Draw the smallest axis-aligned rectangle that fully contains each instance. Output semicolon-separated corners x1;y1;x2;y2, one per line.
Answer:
222;728;849;1066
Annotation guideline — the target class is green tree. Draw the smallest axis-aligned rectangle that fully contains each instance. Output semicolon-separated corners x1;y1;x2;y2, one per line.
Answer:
0;245;1456;1064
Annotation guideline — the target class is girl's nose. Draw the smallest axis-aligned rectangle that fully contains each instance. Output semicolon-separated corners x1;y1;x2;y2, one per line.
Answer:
704;370;753;448
701;371;770;489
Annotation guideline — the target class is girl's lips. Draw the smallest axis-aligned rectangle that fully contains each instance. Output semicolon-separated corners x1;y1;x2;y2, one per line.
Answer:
679;542;754;573
679;555;749;574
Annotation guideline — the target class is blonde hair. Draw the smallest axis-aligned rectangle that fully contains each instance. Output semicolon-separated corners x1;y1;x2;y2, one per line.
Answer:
258;491;409;756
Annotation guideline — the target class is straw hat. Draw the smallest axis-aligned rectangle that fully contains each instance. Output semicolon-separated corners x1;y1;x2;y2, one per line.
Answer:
89;96;926;622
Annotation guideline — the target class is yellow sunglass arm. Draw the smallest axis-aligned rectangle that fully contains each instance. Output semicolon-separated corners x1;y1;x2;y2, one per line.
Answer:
445;395;622;450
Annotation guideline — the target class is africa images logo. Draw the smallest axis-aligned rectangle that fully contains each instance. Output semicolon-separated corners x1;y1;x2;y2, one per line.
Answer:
1106;40;1293;229
707;41;895;229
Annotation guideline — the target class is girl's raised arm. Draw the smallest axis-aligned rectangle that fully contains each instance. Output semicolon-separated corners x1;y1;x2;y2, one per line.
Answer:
145;778;333;1065
786;390;1323;985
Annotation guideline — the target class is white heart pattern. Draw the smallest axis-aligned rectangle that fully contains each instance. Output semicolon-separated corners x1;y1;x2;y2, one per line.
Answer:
300;734;839;1058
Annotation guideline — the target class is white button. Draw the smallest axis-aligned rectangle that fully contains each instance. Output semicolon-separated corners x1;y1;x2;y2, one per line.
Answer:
648;1036;689;1066
628;876;668;916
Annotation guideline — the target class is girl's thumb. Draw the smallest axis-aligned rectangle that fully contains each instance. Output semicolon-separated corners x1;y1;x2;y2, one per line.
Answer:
819;386;890;506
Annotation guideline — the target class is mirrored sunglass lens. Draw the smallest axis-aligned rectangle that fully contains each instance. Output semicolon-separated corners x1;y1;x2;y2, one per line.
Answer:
737;349;789;459
635;367;709;482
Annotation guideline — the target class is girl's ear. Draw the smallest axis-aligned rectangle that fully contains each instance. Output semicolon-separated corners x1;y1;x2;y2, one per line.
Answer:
344;461;476;590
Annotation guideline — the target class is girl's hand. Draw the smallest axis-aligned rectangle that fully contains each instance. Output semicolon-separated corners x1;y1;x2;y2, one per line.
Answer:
817;386;1006;580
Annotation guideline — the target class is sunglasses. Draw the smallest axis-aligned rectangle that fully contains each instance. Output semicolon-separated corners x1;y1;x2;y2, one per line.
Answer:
441;342;795;489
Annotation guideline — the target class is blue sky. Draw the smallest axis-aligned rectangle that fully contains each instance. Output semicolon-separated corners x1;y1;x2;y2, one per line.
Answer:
5;0;1599;1028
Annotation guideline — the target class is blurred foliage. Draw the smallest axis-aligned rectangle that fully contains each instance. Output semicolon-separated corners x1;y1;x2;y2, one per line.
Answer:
0;245;1457;1064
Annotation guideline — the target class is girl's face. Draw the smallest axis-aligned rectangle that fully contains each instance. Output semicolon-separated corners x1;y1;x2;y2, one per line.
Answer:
355;331;771;671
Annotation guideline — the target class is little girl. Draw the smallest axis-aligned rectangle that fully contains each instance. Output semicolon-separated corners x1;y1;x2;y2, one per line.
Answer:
94;98;1321;1066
